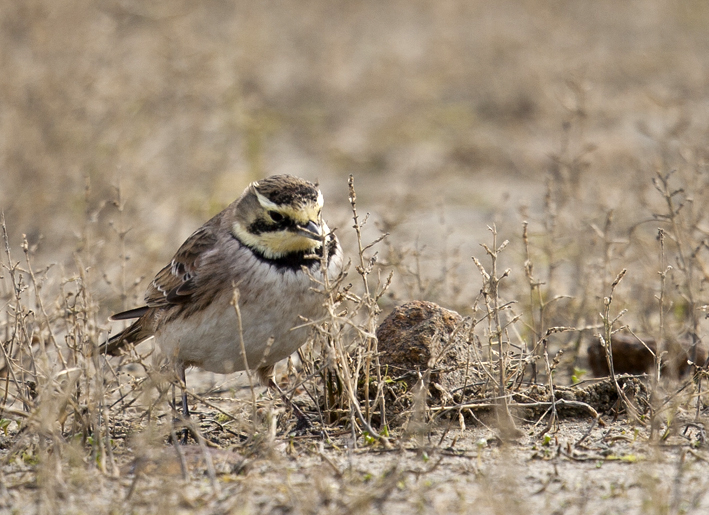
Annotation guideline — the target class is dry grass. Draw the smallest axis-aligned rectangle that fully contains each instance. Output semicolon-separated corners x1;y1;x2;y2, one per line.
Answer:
4;1;709;513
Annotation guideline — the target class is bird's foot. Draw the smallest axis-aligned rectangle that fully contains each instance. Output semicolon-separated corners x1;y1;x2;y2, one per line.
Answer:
291;403;313;432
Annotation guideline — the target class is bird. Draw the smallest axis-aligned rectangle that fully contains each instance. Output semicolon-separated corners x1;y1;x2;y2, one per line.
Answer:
101;174;343;427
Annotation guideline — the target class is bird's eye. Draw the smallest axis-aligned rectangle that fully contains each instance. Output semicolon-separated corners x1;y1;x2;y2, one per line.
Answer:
268;211;284;222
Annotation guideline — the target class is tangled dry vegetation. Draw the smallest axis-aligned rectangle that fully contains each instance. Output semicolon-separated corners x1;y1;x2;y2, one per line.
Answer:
5;1;709;514
3;165;709;514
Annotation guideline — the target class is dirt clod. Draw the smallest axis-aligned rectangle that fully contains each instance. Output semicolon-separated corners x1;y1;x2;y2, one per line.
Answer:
376;300;472;394
587;333;706;378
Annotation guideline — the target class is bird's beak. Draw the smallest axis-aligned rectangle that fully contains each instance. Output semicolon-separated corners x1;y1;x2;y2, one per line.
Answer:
297;220;322;240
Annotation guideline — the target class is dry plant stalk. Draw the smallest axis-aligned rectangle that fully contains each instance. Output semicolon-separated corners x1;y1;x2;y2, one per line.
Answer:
598;268;643;421
648;171;709;429
473;225;519;439
297;174;392;447
522;220;541;382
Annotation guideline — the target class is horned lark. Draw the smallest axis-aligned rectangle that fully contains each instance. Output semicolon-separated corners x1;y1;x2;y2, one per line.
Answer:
102;174;343;420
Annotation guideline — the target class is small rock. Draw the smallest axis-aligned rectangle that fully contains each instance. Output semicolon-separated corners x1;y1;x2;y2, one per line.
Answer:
376;300;472;395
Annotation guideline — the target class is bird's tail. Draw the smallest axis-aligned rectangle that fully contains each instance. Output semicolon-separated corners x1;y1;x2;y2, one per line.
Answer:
100;306;152;356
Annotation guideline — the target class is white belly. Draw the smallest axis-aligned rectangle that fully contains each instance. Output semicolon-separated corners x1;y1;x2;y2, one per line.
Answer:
153;264;328;374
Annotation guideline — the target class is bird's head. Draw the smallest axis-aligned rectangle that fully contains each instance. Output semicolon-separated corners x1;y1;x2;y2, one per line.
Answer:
230;175;329;259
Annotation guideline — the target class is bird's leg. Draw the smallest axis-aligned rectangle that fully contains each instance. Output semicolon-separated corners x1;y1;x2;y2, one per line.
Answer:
267;377;312;431
176;362;191;443
177;363;190;418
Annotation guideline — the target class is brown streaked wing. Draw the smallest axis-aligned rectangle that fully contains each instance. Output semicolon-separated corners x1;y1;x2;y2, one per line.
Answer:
144;224;220;307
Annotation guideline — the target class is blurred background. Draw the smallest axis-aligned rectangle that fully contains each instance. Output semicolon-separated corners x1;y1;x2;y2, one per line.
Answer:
2;0;709;323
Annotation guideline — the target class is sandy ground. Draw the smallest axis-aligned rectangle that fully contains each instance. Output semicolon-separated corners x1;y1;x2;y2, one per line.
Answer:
3;1;709;513
4;393;707;515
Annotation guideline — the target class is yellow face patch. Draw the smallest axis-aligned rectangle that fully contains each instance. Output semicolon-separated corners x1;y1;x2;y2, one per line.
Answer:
232;220;322;259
